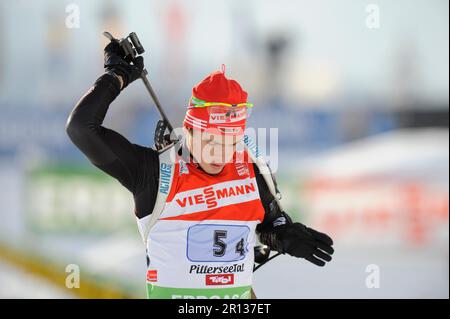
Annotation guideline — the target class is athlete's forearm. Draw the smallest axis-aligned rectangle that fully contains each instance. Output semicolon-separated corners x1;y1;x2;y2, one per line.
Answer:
256;200;292;252
66;73;149;194
253;163;291;251
66;73;121;165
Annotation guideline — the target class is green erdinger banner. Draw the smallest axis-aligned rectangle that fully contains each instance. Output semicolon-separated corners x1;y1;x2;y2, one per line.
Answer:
25;165;135;233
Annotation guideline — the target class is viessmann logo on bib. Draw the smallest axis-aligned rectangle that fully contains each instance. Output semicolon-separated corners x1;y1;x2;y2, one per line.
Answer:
205;274;234;286
175;180;257;209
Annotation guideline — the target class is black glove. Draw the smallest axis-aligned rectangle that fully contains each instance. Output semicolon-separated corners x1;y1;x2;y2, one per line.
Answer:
275;222;334;266
104;40;144;89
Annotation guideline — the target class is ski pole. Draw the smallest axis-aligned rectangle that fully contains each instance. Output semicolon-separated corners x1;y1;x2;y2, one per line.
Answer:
103;31;175;134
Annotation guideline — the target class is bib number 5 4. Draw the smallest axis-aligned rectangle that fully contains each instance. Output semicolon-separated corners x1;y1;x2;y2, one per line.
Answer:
187;224;250;262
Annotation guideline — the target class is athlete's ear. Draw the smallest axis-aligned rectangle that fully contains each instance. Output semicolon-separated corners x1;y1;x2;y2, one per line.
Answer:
182;125;193;135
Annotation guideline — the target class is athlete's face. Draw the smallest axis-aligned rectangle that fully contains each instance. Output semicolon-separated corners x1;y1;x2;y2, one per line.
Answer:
185;128;242;175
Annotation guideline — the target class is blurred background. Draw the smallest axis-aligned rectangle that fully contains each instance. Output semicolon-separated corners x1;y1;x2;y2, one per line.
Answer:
0;0;448;298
